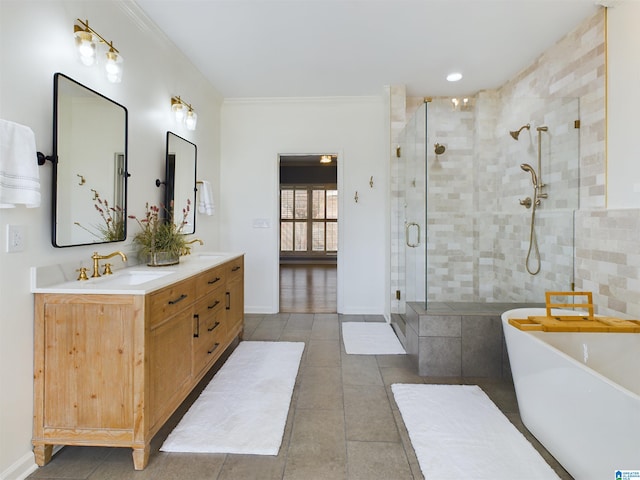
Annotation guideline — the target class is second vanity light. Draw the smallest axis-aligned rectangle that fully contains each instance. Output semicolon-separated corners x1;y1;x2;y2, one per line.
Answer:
171;96;198;131
74;19;124;83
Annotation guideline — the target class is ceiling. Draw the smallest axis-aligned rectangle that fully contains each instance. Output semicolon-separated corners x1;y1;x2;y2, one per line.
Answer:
133;0;602;99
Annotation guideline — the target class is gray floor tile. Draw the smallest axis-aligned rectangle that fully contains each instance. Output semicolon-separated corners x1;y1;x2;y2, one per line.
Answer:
346;441;413;480
28;446;111;479
296;365;344;409
217;455;285;480
344;385;400;442
283;408;347;480
304;339;342;367
341;354;384;386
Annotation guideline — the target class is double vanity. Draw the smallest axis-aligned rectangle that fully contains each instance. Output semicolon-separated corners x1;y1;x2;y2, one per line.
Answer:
31;252;244;470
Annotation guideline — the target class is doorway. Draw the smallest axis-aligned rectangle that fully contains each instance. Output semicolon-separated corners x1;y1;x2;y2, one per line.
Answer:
279;154;338;313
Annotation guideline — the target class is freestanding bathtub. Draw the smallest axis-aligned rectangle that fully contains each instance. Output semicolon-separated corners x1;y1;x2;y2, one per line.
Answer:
502;308;640;480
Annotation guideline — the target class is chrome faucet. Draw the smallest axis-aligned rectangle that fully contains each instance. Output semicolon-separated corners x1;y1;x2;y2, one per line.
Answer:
91;251;127;278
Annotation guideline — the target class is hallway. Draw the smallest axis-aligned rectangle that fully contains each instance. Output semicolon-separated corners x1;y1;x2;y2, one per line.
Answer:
279;265;337;313
28;314;572;480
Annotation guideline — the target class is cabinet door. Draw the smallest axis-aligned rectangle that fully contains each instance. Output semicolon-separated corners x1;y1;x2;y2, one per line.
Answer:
42;300;136;430
226;257;244;336
149;308;193;428
192;293;227;379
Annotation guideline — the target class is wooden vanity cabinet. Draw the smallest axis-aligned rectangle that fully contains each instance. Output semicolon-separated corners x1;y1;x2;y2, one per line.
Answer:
32;256;244;470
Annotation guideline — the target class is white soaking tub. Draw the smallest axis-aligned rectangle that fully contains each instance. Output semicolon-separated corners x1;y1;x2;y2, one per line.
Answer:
502;308;640;480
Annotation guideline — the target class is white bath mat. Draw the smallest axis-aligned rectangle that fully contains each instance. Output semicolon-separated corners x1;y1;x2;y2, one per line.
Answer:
341;322;406;355
161;341;304;455
392;384;560;480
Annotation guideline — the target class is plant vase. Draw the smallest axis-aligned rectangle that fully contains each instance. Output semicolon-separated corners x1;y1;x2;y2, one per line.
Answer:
147;251;180;267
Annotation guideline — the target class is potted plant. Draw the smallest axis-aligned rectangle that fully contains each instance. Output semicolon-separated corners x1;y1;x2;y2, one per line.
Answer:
129;200;191;266
74;190;125;242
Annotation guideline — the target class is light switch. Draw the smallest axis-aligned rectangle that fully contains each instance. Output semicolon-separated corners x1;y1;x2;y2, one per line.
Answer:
252;218;270;228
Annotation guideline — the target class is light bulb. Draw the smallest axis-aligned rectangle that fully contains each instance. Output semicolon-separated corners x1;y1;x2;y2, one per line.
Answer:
105;49;123;83
173;103;186;123
75;30;96;66
185;109;197;131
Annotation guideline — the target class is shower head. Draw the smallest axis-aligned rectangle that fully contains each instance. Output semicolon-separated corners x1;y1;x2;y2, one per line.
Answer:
510;123;530;140
434;143;446;155
520;163;538;187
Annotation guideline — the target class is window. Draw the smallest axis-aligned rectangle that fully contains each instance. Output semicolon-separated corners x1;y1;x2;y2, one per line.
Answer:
280;186;337;256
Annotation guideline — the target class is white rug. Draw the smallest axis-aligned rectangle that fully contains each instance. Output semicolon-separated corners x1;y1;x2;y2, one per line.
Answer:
392;384;560;480
160;341;304;455
342;322;406;354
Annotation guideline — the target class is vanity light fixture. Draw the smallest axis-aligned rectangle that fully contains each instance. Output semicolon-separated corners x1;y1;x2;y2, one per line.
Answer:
171;96;198;131
74;19;124;83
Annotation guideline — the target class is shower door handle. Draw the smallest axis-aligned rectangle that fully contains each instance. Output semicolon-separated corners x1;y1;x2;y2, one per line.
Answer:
405;222;420;248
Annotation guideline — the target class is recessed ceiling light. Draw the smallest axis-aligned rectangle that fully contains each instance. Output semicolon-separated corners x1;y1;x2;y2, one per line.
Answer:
446;72;463;82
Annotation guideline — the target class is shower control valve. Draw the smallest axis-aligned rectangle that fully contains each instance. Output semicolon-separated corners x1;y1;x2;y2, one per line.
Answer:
519;197;532;209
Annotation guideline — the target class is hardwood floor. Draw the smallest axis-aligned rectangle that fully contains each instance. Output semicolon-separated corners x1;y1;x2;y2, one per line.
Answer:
279;264;337;313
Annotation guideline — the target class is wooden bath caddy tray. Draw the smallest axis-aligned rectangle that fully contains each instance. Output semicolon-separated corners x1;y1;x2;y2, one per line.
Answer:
508;291;640;333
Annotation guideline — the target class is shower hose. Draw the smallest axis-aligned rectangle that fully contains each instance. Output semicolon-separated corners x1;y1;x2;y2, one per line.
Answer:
525;191;541;275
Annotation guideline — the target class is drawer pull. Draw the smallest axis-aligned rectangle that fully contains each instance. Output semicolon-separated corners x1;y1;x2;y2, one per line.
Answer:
193;314;200;338
168;294;188;305
208;343;220;355
225;292;230;310
231;266;241;272
207;277;221;285
208;300;220;310
208;321;220;332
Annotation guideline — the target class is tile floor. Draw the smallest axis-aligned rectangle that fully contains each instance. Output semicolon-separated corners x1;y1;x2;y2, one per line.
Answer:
28;313;573;480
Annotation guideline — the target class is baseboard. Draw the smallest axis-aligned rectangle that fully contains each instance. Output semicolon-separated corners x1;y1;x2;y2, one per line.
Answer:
1;446;64;480
1;451;37;480
244;306;278;314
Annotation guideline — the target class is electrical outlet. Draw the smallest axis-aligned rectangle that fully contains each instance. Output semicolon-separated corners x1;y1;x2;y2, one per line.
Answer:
6;225;25;252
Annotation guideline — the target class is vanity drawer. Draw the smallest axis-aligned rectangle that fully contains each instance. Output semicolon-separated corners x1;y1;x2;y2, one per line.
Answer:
148;277;196;328
195;265;226;298
226;256;243;282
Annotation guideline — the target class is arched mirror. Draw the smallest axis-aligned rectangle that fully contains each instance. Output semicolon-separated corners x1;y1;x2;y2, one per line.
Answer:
52;73;128;247
165;132;197;234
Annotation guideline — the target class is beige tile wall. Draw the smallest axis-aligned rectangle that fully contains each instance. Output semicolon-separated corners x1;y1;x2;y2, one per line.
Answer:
392;9;639;317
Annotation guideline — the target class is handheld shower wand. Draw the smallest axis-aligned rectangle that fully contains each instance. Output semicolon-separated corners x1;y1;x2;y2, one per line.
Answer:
520;163;538;187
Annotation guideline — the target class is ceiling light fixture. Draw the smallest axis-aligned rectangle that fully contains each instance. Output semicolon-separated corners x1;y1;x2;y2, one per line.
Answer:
74;19;124;83
446;72;463;82
171;96;198;131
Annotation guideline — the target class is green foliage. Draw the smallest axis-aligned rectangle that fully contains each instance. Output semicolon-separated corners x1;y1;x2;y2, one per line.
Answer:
129;200;190;260
74;192;125;242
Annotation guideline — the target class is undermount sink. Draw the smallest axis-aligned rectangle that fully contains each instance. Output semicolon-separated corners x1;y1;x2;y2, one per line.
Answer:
196;254;224;260
98;269;175;286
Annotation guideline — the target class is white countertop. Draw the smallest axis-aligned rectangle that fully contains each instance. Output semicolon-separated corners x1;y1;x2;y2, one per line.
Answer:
31;252;243;295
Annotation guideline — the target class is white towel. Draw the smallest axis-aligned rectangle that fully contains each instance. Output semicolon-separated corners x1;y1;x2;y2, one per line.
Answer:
198;180;215;216
0;119;40;208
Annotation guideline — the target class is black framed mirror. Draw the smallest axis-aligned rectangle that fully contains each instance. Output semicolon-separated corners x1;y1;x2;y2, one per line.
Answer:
52;73;128;247
165;132;197;235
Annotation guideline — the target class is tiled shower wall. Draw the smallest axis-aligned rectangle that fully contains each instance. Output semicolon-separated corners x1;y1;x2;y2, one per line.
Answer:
392;10;635;316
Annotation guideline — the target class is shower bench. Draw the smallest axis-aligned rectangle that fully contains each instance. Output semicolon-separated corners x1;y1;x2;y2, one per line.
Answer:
393;301;543;378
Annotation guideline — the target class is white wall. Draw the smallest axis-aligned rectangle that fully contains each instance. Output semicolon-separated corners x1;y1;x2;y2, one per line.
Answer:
0;1;222;477
606;1;640;208
220;97;387;314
